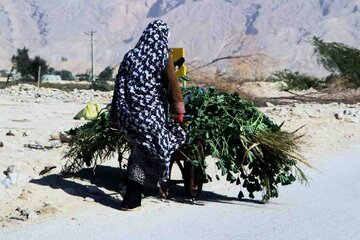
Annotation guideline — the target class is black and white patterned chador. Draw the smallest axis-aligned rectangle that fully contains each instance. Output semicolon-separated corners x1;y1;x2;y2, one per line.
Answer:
112;20;186;184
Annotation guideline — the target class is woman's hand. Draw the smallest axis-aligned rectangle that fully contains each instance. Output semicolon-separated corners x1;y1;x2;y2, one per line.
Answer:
173;113;184;123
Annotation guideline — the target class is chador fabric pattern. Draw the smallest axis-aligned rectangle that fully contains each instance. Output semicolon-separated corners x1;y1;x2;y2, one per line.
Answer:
112;20;186;185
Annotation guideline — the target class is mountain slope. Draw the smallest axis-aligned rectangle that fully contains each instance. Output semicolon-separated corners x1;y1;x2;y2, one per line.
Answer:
0;0;359;78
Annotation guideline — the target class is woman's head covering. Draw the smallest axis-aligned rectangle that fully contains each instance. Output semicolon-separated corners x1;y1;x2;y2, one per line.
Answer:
135;20;170;49
131;19;170;73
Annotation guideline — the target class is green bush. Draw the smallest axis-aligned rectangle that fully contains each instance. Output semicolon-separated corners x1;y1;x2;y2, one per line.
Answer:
313;36;360;87
54;70;75;80
91;80;113;92
11;48;48;81
269;70;323;90
98;66;114;81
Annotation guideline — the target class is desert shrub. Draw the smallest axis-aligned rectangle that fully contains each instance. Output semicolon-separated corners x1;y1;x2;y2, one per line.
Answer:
54;70;75;80
91;80;113;92
11;48;48;81
313;36;360;87
98;66;114;81
269;70;323;90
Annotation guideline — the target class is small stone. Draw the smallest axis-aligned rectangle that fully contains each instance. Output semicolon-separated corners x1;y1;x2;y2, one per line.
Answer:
39;165;57;175
24;141;44;150
39;206;58;215
18;191;31;200
344;116;352;122
59;132;71;143
23;130;31;137
15;207;28;217
309;113;320;118
343;109;352;115
27;210;38;219
7;165;15;173
0;141;3;147
9;216;26;221
353;110;359;117
35;93;41;98
334;113;344;120
4;165;15;178
345;116;359;123
265;102;274;107
44;141;62;149
6;130;15;136
84;197;95;202
19;84;35;91
0;178;13;188
49;132;60;140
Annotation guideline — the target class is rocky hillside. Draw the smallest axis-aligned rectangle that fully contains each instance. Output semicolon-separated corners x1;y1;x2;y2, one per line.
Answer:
0;0;359;78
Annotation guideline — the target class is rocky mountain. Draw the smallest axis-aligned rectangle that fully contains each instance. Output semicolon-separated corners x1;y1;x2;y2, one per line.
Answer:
0;0;360;79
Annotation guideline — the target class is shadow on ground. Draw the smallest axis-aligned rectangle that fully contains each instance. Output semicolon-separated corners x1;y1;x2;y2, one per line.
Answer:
30;165;263;210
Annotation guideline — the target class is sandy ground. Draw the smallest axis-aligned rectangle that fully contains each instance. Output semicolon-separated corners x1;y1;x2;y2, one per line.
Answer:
0;82;360;239
1;147;359;240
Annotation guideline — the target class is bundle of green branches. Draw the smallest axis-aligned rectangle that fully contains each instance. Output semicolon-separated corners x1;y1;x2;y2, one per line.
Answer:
63;107;130;174
181;86;309;201
63;85;310;201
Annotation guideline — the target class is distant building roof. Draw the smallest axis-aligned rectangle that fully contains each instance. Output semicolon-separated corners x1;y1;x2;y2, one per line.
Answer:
41;74;62;83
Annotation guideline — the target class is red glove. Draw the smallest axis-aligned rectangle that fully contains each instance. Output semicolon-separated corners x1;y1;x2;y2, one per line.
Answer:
173;113;184;123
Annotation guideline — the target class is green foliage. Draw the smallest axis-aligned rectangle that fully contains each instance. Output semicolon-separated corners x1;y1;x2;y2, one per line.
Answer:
181;86;309;201
48;67;55;74
91;80;113;92
11;48;48;81
269;70;323;90
98;66;114;81
11;47;31;76
63;106;130;173
313;36;360;87
76;73;91;81
94;66;114;91
63;85;310;201
54;70;75;80
29;56;48;81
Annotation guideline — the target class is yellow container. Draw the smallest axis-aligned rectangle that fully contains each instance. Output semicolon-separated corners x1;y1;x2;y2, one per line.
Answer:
170;48;186;79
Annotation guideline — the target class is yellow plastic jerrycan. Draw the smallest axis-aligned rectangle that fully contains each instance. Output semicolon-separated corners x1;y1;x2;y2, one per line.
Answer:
74;102;100;120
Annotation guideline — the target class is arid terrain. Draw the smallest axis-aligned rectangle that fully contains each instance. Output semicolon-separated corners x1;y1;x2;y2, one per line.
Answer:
0;82;360;239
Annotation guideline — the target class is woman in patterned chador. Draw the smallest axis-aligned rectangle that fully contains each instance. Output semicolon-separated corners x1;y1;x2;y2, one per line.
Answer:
110;20;186;210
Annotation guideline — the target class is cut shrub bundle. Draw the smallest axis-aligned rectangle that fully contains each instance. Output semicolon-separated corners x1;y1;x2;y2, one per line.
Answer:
63;85;310;201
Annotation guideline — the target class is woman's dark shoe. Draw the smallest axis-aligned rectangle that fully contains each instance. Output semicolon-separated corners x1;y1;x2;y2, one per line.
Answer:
120;180;142;211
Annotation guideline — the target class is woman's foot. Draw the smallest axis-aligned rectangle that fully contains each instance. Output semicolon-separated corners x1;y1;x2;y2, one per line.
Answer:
120;202;141;211
158;180;170;198
120;179;142;211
